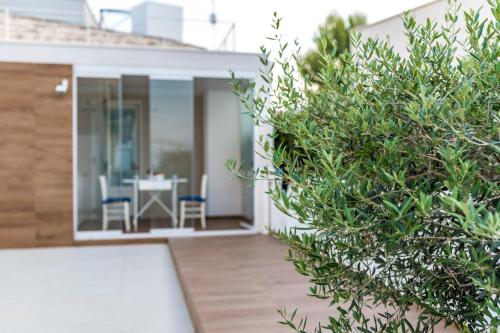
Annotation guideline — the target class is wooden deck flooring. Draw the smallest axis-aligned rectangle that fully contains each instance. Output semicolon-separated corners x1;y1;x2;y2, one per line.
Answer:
170;235;331;333
169;235;458;333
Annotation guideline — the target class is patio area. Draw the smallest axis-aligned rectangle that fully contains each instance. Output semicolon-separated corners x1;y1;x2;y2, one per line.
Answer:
0;244;194;333
0;237;462;332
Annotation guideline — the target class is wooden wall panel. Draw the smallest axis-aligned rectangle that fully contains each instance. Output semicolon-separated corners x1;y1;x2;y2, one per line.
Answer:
0;62;73;248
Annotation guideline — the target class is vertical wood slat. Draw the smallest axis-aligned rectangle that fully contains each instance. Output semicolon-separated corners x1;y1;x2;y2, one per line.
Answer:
0;62;73;248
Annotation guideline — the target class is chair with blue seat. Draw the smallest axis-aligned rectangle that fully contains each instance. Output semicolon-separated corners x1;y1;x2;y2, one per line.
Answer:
179;174;207;229
99;175;131;232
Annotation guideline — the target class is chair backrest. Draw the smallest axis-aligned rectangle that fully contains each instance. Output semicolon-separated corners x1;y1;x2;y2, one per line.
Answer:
200;174;208;199
99;175;108;201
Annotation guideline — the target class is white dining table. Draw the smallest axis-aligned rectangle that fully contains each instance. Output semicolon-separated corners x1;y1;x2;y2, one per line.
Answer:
123;175;188;230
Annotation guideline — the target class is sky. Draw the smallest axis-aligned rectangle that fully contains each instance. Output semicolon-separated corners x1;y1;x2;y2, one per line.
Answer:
86;0;434;53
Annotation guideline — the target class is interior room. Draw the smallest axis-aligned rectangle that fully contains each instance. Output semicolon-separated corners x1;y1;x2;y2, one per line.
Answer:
76;76;253;234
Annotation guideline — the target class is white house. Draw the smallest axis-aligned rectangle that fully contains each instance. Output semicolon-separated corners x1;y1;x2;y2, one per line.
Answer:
0;0;271;247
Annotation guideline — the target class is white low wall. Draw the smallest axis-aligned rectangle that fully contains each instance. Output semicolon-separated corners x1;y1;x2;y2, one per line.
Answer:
357;0;492;58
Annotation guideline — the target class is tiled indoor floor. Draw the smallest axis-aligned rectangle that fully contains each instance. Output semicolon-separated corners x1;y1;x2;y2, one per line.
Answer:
0;244;194;333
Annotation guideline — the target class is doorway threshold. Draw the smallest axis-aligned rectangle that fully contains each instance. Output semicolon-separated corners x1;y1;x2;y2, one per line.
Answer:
74;227;257;241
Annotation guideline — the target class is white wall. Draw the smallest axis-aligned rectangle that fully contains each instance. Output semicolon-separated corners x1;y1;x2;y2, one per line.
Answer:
358;0;492;58
270;203;300;232
204;90;243;216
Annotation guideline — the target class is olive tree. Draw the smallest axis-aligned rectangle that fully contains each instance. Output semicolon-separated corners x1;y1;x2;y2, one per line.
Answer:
231;1;499;332
300;12;366;84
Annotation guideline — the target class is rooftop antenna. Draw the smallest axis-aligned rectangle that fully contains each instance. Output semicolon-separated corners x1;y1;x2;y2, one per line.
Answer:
209;0;217;25
209;0;217;49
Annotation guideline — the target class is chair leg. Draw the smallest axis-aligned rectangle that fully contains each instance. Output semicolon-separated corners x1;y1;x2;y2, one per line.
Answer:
200;203;206;229
179;201;185;228
133;215;138;231
102;205;108;230
123;202;131;232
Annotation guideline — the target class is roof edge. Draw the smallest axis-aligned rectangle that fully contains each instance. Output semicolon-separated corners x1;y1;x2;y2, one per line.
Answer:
5;12;203;50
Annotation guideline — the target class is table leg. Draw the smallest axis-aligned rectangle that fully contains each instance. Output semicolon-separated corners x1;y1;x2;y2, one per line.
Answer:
133;180;138;231
172;181;177;227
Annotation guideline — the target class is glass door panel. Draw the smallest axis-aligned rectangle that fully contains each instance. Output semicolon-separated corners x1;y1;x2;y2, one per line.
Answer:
148;79;194;229
240;82;254;224
77;78;119;231
112;75;148;212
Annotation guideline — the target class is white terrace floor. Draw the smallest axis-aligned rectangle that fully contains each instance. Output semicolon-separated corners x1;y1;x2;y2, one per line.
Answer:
0;244;194;333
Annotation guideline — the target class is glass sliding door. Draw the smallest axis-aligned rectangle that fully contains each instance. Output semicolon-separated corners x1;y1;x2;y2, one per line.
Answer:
77;76;194;233
191;77;255;231
120;76;149;183
77;78;120;231
148;79;194;229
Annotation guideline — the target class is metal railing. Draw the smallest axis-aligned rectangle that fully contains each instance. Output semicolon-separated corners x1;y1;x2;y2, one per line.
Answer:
0;6;237;51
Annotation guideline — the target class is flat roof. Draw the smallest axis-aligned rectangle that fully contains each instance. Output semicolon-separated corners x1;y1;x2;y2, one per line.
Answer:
0;40;260;78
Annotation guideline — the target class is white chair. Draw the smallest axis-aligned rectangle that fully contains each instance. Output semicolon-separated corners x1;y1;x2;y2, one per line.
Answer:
179;174;207;229
99;175;131;232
